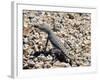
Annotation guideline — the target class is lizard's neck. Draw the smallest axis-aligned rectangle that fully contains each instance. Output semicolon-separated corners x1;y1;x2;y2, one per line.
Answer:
47;30;53;35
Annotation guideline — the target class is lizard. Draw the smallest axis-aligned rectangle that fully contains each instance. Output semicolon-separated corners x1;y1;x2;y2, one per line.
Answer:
32;23;78;66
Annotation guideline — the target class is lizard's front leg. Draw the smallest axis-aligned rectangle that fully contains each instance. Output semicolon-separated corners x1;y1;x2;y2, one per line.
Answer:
43;35;49;52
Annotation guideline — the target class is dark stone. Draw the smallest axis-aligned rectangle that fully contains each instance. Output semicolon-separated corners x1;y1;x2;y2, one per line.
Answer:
49;48;68;63
23;64;29;69
30;51;49;57
31;51;41;57
67;14;74;19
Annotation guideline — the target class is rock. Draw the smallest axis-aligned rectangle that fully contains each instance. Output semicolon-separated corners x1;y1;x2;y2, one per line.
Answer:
53;61;70;67
23;37;29;43
28;41;34;46
46;55;53;61
23;44;29;49
83;40;90;44
34;58;38;62
38;54;47;61
29;55;34;59
23;56;28;61
67;13;74;19
34;45;39;51
23;63;29;69
27;48;33;54
43;63;52;68
35;33;40;39
27;60;35;67
83;61;90;66
49;48;68;63
60;62;70;67
34;62;43;69
35;61;44;69
43;61;52;68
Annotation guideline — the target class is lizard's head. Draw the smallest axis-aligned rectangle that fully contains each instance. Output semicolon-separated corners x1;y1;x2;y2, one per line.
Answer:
33;23;52;34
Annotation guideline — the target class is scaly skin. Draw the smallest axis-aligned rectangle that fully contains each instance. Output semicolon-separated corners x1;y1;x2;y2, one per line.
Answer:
33;23;77;66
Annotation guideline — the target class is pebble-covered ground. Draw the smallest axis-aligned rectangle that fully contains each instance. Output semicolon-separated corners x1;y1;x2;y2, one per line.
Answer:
23;10;91;69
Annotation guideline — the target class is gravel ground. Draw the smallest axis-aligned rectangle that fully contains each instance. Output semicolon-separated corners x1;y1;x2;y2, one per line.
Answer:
23;10;91;69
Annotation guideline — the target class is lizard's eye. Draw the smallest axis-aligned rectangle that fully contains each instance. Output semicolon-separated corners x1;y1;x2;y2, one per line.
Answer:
34;25;38;27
